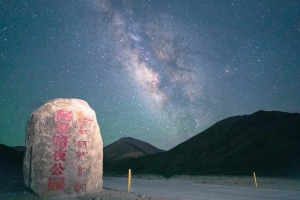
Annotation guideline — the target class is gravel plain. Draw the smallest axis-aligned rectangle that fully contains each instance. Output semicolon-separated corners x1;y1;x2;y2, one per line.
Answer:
1;174;299;199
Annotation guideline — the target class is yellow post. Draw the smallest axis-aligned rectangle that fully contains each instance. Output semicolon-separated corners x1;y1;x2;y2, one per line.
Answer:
253;172;257;188
128;169;131;193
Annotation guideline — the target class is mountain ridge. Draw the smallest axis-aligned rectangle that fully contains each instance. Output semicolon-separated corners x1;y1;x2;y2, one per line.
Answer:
1;110;299;177
104;137;165;162
104;110;300;177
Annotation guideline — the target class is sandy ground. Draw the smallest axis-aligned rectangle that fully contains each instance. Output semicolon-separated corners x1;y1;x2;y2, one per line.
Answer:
1;174;299;199
0;188;171;200
131;174;300;191
189;175;300;190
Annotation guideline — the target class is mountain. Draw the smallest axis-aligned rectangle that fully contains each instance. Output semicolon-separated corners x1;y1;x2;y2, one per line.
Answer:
103;137;165;162
12;146;26;152
0;137;164;175
1;111;299;177
104;111;300;177
0;144;25;175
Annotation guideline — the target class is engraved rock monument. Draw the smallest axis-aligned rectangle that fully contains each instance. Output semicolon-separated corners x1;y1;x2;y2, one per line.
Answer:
23;98;103;198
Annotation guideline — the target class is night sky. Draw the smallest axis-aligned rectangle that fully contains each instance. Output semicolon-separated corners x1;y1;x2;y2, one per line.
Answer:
1;0;300;150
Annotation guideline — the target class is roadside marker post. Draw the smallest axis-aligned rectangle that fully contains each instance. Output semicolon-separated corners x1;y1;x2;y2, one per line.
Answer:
128;169;131;193
253;172;258;188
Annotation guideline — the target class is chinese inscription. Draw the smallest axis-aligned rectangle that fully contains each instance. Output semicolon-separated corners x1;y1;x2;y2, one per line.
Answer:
48;110;72;191
47;110;94;193
48;177;65;191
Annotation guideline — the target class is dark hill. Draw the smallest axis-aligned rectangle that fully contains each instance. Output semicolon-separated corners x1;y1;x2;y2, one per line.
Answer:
104;111;300;177
0;144;25;175
104;137;164;162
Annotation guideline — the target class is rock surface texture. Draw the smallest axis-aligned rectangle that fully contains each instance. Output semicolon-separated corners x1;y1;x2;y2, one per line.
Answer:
23;98;103;199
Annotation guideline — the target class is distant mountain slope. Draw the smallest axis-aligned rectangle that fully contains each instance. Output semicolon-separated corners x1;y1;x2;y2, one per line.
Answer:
105;111;300;177
0;144;24;174
12;146;26;152
104;137;164;162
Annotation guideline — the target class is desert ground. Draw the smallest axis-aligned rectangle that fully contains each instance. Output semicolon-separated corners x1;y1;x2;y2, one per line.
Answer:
0;188;171;200
132;174;300;191
0;174;300;199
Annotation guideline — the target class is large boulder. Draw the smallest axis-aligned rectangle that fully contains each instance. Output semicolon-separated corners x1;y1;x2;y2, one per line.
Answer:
23;98;103;198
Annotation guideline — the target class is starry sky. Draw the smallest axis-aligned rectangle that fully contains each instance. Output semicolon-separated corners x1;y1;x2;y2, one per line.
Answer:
1;0;300;150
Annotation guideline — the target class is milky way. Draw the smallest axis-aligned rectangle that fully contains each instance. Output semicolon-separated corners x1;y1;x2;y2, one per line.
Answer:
1;0;299;149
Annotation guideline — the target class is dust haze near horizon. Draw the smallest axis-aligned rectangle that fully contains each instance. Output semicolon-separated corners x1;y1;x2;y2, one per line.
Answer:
1;0;300;150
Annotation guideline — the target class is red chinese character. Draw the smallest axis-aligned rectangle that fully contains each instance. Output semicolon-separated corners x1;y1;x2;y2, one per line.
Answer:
51;163;65;176
78;118;83;123
48;177;65;191
77;140;89;148
78;118;93;125
56;121;70;134
76;152;87;160
79;126;90;135
55;110;72;123
53;149;66;161
74;182;86;192
52;136;68;149
78;166;84;177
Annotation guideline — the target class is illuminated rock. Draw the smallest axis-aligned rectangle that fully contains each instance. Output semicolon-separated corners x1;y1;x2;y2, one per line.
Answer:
23;98;103;198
